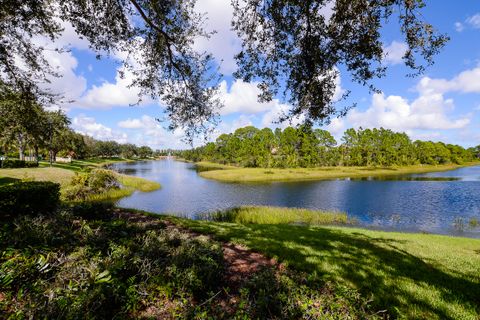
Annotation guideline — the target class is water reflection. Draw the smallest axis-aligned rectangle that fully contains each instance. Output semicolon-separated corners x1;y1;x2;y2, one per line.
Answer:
114;160;480;238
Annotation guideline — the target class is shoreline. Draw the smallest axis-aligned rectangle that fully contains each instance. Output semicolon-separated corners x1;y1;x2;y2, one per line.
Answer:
196;161;480;183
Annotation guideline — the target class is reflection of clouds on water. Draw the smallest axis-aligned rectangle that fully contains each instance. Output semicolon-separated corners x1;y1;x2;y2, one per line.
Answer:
114;161;480;238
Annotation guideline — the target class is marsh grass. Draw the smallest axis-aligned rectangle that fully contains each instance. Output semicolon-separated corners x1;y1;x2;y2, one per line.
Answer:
198;162;479;183
174;215;480;320
117;174;160;192
201;206;349;226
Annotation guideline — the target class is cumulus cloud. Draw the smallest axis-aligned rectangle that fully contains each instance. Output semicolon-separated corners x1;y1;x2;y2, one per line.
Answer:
193;0;241;73
416;66;480;95
218;80;277;115
347;93;469;131
76;68;149;109
118;118;144;129
72;115;128;143
383;41;407;65
31;31;87;108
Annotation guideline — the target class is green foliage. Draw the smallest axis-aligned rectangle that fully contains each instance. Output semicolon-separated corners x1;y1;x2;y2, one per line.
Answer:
0;159;38;168
0;181;60;216
232;0;448;125
0;208;225;318
181;126;477;168
63;169;120;201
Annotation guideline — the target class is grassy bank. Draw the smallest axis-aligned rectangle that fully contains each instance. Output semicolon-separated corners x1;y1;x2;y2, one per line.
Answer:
38;157;135;172
76;173;161;202
0;159;160;201
198;162;479;183
173;207;480;319
200;206;350;225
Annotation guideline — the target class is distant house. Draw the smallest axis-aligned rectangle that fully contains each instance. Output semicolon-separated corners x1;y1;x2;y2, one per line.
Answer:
56;155;72;163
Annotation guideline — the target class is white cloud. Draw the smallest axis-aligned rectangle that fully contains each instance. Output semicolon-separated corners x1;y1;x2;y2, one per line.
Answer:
455;22;464;32
55;20;91;50
466;13;480;29
72;115;128;143
231;114;254;130
325;117;345;136
416;66;480;95
41;50;88;107
347;92;470;131
383;41;407;65
193;0;241;73
116;115;189;149
118;118;144;129
218;80;277;115
77;68;149;109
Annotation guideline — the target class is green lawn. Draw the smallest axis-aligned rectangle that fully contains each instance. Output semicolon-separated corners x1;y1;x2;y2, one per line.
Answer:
198;162;480;183
38;157;135;172
0;158;160;200
172;207;480;320
0;167;75;186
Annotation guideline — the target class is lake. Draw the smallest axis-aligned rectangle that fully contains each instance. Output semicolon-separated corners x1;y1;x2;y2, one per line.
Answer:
114;160;480;237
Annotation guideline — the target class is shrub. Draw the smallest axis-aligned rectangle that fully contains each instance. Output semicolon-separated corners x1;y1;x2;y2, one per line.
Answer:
0;159;39;168
63;169;120;201
0;181;60;216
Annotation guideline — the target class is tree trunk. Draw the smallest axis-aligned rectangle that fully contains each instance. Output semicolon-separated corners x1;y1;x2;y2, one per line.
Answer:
34;145;39;162
17;133;26;161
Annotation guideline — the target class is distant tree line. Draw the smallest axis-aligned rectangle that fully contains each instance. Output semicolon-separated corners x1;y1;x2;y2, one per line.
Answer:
180;126;480;168
0;88;158;162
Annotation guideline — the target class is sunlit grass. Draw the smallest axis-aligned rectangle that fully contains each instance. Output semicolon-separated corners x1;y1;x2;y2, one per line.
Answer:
200;206;349;225
0;163;160;202
172;213;480;319
198;162;480;183
0;167;75;186
117;174;161;192
38;157;134;172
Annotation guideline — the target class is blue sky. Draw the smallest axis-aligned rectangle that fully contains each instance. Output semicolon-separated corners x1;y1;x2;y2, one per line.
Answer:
43;1;480;149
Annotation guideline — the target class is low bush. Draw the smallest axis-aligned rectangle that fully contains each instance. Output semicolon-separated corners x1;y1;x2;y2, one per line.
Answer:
0;159;39;168
63;169;120;201
0;181;60;216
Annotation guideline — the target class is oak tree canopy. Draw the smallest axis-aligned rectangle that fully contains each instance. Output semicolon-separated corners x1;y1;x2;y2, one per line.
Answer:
0;0;448;139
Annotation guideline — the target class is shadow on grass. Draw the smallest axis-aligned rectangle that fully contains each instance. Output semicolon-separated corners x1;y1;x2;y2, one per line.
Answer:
0;177;20;186
178;221;480;319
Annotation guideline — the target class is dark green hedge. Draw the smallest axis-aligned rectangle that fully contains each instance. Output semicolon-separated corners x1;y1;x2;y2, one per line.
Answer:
0;160;39;168
0;181;60;216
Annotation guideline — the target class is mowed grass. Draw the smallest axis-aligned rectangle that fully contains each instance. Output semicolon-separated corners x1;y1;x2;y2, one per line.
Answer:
38;157;134;172
199;162;479;183
172;208;480;320
0;161;160;201
200;206;349;225
0;167;74;186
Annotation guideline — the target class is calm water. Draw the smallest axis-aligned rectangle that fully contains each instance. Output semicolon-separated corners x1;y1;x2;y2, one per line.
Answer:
114;160;480;237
